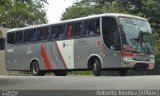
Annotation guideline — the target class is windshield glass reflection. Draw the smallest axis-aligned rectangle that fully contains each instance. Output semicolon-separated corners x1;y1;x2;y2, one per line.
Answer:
119;17;154;53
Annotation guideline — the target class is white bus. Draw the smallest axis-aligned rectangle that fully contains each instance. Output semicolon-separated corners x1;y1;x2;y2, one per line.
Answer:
5;13;155;76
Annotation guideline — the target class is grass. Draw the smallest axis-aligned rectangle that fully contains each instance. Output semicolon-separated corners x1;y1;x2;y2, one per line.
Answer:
68;71;93;76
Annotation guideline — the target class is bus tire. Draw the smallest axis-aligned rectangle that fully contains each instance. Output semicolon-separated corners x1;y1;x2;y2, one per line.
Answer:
119;69;128;76
30;61;45;76
53;70;68;76
92;59;101;76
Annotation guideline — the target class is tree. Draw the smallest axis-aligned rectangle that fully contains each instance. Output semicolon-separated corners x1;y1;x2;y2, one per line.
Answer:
0;0;48;28
62;1;125;20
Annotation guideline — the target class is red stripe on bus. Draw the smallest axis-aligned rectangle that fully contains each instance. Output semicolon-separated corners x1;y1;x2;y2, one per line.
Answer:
55;42;68;69
118;51;135;57
40;44;52;70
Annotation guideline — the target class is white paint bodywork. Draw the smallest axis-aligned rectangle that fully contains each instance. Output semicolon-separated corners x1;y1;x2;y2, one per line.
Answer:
56;40;74;69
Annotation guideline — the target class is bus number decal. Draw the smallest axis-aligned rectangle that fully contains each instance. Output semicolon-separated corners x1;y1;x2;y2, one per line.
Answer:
7;49;13;53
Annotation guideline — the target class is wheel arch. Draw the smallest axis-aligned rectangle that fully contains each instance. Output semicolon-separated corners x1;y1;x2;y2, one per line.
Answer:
30;58;40;70
87;54;102;70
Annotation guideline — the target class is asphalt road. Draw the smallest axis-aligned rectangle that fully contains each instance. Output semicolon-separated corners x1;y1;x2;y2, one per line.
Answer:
0;75;160;90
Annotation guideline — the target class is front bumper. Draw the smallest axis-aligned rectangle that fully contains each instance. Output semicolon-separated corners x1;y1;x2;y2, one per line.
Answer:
121;59;155;69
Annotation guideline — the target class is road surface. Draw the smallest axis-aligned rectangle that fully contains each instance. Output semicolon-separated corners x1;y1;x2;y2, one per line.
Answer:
0;75;160;90
0;76;160;96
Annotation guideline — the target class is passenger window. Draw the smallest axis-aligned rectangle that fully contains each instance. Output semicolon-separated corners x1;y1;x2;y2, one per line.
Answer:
83;21;89;36
73;22;82;37
83;19;97;36
43;27;50;40
29;29;36;42
66;23;73;39
56;25;65;39
16;31;23;44
96;19;100;35
7;32;15;44
38;27;50;40
23;30;29;42
37;28;43;41
51;26;56;39
33;29;37;41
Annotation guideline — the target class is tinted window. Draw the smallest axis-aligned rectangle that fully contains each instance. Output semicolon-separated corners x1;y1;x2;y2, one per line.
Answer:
102;17;120;51
83;19;100;36
37;28;43;41
28;29;36;42
51;26;56;39
7;32;15;44
96;19;100;35
43;27;50;40
23;30;30;42
56;25;65;39
66;23;73;39
37;27;50;41
73;22;82;37
15;31;23;44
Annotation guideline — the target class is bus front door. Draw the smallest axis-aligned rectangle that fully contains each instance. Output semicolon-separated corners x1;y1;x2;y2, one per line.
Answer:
102;17;121;68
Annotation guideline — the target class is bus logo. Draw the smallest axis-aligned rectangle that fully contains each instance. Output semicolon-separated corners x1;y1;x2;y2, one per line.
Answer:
96;40;100;47
62;43;65;48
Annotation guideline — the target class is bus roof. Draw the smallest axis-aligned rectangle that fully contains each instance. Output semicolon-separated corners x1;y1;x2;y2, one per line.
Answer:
7;13;147;32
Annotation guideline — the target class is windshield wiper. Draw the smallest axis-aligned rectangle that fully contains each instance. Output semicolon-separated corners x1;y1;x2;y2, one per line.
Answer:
139;31;151;54
135;31;143;53
143;42;150;54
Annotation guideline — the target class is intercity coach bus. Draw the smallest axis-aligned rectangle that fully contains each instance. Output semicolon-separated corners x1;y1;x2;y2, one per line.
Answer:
5;13;155;76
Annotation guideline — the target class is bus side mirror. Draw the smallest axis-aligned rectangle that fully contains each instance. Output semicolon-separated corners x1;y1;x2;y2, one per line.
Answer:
152;28;155;32
151;28;156;44
152;34;156;44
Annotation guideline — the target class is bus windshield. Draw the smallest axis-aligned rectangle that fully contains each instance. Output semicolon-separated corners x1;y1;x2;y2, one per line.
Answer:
119;17;154;54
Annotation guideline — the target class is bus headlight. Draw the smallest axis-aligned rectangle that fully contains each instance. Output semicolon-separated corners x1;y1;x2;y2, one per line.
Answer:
150;55;155;62
123;56;133;60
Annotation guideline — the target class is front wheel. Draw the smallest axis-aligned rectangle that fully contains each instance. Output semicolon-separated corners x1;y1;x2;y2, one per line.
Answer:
30;61;45;76
92;59;101;76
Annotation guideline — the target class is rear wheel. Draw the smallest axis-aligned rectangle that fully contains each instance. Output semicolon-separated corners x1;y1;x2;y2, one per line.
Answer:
118;69;128;76
53;70;68;76
30;61;45;76
92;59;101;76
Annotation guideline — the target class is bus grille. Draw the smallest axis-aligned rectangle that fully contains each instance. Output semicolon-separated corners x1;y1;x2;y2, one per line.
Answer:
134;63;149;69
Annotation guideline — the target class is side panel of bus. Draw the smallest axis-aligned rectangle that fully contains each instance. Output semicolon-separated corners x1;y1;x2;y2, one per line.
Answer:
5;45;17;70
33;41;69;70
75;37;102;69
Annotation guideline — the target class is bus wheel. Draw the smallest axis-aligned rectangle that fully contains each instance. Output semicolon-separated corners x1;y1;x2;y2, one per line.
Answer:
92;59;101;76
53;70;68;76
119;69;128;76
31;61;45;76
